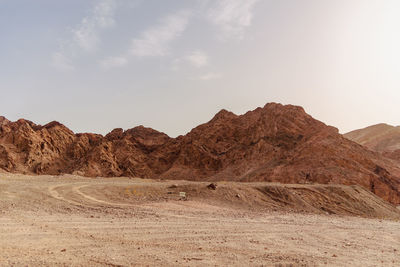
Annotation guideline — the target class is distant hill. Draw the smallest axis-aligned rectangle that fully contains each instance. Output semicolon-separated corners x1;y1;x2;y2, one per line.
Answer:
1;103;400;204
345;123;400;161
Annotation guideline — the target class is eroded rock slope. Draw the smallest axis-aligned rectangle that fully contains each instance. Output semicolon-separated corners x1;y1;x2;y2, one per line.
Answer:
1;103;400;204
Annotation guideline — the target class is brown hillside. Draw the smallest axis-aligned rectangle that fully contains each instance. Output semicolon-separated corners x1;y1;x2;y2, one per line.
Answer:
1;103;400;204
345;123;400;161
345;123;400;152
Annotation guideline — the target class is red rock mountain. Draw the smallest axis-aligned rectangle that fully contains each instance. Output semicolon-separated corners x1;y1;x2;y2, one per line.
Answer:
1;103;400;204
345;123;400;162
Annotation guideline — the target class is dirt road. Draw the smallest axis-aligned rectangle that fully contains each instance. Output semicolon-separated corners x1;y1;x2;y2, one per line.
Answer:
0;174;399;266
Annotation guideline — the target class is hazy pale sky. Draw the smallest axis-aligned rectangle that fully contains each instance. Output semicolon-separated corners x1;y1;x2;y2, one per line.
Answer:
1;0;399;137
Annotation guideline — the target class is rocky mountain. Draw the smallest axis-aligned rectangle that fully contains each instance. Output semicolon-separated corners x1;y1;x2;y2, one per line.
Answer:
345;123;400;161
1;103;400;204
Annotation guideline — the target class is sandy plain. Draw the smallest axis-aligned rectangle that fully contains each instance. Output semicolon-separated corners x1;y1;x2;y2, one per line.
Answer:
0;173;399;266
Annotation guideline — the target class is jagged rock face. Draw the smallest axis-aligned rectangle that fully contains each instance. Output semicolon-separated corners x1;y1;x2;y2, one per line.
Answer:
1;103;400;204
152;104;400;204
0;116;10;126
0;119;75;174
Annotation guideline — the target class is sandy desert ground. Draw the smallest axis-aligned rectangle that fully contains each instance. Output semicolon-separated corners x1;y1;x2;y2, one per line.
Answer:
0;173;399;266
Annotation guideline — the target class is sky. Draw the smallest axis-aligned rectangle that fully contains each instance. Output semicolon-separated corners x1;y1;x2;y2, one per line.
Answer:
1;0;400;137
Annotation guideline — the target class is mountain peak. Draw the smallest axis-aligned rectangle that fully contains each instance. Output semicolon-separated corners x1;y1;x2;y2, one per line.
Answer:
210;109;237;123
43;121;69;130
0;116;10;126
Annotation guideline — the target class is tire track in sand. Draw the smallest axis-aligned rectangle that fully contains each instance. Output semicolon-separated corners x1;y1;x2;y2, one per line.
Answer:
48;183;102;208
73;184;134;207
49;182;249;221
73;184;221;220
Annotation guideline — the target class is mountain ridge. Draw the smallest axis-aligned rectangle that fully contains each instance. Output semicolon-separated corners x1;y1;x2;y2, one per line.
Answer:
345;123;400;162
1;102;400;204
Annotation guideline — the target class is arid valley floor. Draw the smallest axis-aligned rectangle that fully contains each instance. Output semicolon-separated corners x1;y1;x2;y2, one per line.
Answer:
0;173;399;266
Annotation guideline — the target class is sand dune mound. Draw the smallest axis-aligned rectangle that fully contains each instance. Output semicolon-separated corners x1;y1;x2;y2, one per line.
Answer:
151;183;400;219
42;178;399;219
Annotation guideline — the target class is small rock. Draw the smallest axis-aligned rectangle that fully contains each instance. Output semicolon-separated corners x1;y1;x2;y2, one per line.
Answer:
61;249;66;252
236;194;241;198
169;184;178;189
332;254;337;257
207;183;217;190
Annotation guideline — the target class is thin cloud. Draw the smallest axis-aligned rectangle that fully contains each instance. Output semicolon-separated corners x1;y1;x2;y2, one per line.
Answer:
186;50;208;67
98;9;192;70
171;50;209;70
52;52;74;71
208;0;259;39
130;10;191;57
100;56;128;69
52;0;117;71
198;72;222;81
72;0;117;51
